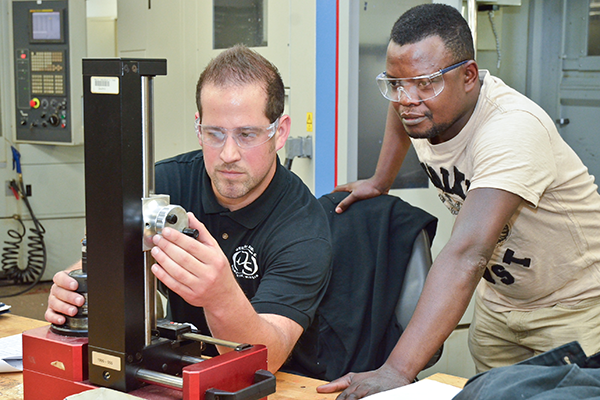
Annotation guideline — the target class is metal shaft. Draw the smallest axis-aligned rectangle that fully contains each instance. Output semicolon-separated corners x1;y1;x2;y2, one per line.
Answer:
136;368;183;389
181;332;252;351
142;75;157;346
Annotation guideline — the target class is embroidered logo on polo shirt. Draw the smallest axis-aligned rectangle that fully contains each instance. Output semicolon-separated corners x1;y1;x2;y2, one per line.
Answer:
232;245;259;279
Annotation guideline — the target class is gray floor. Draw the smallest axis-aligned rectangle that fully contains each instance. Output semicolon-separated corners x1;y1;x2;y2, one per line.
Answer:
0;281;52;321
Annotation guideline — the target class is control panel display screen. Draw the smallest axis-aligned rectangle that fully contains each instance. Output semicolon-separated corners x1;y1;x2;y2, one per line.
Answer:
31;11;63;42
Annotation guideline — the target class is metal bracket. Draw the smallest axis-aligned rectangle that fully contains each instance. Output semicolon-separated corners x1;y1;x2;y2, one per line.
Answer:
284;136;312;169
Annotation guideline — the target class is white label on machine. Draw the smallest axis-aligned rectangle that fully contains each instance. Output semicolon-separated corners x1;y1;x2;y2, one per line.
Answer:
91;77;119;94
92;351;122;371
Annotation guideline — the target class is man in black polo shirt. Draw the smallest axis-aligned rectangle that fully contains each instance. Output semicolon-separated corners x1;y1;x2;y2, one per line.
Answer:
46;45;332;374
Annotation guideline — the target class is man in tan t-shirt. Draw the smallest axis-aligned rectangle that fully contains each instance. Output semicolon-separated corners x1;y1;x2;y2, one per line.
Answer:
318;4;600;400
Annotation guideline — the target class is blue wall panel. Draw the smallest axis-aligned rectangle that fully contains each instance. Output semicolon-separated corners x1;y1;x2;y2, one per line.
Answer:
315;1;337;197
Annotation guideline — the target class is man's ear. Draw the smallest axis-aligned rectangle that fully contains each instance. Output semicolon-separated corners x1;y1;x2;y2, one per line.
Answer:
464;60;479;92
274;114;291;152
195;111;202;146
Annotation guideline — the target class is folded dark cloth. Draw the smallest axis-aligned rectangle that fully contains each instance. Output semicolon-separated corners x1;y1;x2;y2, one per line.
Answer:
454;341;600;400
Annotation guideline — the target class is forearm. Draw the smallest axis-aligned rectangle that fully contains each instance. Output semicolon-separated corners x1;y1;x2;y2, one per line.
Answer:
386;189;524;378
371;104;411;191
384;249;485;380
204;288;301;373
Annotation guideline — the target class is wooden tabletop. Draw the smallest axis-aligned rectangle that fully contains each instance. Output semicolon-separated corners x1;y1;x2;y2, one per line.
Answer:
0;314;49;400
0;313;465;399
0;313;50;336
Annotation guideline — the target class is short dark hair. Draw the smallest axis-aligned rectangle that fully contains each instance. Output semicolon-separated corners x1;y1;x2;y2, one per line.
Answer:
390;4;474;63
195;44;285;123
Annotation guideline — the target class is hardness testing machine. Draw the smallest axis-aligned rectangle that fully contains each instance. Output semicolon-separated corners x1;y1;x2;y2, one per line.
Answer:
21;58;275;400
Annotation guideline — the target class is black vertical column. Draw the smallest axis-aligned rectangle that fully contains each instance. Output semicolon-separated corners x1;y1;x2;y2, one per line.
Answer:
82;58;166;392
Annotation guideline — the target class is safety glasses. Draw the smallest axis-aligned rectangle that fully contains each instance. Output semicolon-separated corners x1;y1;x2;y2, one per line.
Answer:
376;60;469;103
195;117;280;149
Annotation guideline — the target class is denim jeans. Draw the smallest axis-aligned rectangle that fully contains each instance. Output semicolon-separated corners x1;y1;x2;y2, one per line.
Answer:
454;341;600;399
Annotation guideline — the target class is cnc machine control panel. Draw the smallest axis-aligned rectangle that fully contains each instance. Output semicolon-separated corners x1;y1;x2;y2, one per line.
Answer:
12;0;82;144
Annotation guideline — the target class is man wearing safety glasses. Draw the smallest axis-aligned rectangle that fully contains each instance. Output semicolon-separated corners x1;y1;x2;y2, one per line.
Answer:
46;45;332;375
320;3;600;399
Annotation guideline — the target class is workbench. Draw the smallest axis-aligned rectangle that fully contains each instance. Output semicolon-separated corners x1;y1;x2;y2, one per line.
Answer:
0;313;466;399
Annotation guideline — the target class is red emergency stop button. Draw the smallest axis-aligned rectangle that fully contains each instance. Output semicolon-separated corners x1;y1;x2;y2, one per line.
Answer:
30;98;40;109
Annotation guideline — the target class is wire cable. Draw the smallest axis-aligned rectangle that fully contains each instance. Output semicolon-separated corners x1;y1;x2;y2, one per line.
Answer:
488;10;502;69
1;216;26;280
0;180;47;297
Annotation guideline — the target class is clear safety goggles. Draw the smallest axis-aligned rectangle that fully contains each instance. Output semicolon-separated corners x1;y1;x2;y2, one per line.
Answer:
195;117;280;149
376;60;469;103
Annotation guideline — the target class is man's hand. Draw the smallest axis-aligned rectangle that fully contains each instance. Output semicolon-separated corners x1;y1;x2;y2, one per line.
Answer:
317;364;412;399
333;178;389;214
45;262;85;325
150;212;239;308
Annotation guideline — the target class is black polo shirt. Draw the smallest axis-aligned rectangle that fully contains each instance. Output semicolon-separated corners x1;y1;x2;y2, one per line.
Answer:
154;150;332;361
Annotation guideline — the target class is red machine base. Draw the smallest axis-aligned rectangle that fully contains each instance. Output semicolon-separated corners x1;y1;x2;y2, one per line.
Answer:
22;325;272;400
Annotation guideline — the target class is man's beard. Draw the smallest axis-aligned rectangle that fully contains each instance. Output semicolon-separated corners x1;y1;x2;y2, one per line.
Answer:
404;112;454;141
212;169;254;200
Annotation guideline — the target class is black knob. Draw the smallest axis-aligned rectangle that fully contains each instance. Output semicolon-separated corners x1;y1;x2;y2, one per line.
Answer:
48;114;60;127
166;214;178;224
182;228;199;239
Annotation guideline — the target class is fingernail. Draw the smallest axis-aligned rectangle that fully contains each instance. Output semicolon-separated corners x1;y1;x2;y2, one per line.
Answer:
151;246;160;256
69;306;77;315
152;235;162;244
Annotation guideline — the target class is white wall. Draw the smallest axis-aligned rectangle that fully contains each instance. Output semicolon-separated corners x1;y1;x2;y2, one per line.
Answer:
86;0;117;18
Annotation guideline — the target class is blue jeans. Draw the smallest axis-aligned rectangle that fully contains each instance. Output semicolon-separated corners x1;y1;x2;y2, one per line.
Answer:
454;341;600;399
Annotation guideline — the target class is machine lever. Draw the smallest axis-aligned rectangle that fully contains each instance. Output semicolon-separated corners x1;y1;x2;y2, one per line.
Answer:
181;332;252;351
205;369;276;400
